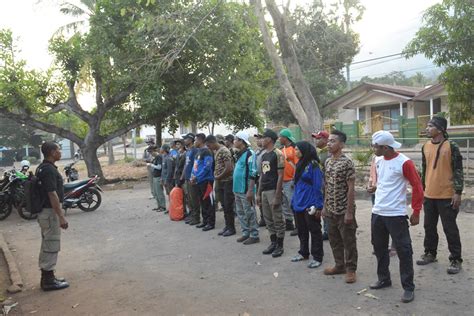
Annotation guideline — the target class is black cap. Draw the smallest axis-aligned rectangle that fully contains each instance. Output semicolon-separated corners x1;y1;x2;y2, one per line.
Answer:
429;116;448;133
182;133;195;141
174;139;183;145
224;134;234;142
204;135;217;143
195;133;206;141
262;129;278;142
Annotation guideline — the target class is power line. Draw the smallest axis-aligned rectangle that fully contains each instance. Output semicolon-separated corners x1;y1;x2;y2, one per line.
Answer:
351;64;439;80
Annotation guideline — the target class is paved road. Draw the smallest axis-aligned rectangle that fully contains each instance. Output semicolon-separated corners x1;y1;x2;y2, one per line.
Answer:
0;182;473;315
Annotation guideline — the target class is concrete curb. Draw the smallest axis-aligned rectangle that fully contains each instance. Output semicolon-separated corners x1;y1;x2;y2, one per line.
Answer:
0;233;23;292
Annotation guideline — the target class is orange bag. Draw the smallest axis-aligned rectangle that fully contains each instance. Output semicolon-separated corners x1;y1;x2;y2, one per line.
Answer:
169;187;184;221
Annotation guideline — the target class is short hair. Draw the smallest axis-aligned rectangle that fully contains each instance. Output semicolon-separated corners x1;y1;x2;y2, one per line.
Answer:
41;141;59;157
204;135;217;143
331;130;347;143
196;133;206;141
225;134;234;142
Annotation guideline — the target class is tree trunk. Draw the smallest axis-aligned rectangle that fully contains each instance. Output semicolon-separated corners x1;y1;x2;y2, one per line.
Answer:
122;135;127;159
107;141;115;165
252;0;323;137
155;119;162;147
81;144;104;180
191;122;197;134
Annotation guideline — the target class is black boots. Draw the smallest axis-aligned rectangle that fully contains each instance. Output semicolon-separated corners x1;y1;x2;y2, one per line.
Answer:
41;270;69;291
285;219;295;231
262;234;277;255
272;237;284;258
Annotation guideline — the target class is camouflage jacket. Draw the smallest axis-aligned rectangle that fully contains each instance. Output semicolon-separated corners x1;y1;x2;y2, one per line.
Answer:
421;140;464;194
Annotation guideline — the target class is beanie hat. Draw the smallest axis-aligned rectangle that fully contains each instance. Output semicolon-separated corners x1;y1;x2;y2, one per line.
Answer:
429;116;448;133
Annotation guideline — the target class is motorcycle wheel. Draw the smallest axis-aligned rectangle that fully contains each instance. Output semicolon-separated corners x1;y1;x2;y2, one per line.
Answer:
78;188;102;212
17;205;38;220
0;198;12;221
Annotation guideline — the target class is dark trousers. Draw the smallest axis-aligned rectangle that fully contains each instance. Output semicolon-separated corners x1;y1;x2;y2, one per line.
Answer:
295;211;323;261
328;214;358;272
371;214;414;291
196;181;215;226
189;182;202;222
423;198;462;261
215;180;235;230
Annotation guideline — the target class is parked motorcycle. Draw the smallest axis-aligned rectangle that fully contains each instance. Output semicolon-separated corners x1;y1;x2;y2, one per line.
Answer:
0;170;37;220
63;175;103;213
64;161;79;182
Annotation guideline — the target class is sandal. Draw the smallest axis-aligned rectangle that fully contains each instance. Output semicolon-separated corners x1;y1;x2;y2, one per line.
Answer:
291;254;308;262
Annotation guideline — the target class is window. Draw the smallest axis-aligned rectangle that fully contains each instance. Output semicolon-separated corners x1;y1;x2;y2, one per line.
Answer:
372;104;407;131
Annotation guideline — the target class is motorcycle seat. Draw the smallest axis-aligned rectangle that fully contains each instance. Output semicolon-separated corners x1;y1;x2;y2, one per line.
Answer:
64;179;89;190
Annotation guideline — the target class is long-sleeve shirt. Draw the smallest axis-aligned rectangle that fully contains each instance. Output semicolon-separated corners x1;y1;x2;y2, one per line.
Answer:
192;147;214;184
422;140;464;198
233;149;257;194
291;162;324;212
161;154;175;182
373;153;423;216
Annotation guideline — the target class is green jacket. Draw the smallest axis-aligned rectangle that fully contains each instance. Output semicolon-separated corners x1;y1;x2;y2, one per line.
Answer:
421;140;464;194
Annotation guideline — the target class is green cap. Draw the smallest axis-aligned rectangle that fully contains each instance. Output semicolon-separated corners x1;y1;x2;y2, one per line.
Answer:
279;128;295;143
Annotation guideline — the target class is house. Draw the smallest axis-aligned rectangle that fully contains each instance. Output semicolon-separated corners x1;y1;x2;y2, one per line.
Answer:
324;82;473;144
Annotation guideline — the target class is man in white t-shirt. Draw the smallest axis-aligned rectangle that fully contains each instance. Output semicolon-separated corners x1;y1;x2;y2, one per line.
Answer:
369;131;424;304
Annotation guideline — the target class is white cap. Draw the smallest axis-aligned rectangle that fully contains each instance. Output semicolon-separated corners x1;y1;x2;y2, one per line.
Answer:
235;131;251;145
20;160;30;167
371;131;401;149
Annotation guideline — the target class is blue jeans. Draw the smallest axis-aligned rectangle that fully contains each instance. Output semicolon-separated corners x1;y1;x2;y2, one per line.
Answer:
234;193;259;238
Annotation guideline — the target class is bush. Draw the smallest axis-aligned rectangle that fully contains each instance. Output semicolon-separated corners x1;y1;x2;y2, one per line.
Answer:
352;149;373;168
22;156;38;164
135;137;144;145
123;156;135;163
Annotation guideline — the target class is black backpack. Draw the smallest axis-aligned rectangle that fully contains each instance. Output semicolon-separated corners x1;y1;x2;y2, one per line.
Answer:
24;164;46;214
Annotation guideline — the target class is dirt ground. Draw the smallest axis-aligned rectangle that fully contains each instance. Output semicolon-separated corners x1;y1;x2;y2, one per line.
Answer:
0;181;473;315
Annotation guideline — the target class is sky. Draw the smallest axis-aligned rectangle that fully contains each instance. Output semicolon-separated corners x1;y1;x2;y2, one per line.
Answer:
0;0;443;79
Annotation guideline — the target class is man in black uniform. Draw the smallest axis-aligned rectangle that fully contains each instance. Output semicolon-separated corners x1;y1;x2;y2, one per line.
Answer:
37;141;69;291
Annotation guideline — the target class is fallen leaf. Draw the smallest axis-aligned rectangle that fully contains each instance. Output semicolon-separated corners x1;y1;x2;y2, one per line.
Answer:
239;299;245;303
256;262;261;266
72;304;79;309
356;307;361;310
29;311;38;314
106;238;114;241
273;272;279;278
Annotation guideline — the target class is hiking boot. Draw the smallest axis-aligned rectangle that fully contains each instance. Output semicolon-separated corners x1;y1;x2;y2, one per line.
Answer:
236;235;249;243
345;271;357;283
401;290;415;303
262;234;277;255
416;253;437;265
40;270;69;292
271;237;284;258
323;266;346;275
243;237;260;245
290;228;298;236
222;229;236;237
447;260;462;274
285;219;295;231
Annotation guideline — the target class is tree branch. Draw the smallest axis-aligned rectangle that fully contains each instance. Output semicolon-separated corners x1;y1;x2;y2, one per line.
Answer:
0;108;84;146
102;117;146;144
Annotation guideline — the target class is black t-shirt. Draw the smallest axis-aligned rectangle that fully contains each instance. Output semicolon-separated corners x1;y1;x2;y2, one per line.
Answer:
260;148;284;191
37;160;64;208
152;155;163;177
174;151;186;180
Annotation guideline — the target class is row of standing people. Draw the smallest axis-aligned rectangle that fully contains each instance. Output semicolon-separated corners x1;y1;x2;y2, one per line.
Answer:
143;115;463;304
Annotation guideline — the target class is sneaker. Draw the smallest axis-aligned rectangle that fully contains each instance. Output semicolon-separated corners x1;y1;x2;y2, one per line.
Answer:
416;253;437;265
323;266;346;275
345;271;357;283
307;260;322;269
243;237;260;245
291;254;308;262
401;290;414;303
236;235;249;243
447;260;462;274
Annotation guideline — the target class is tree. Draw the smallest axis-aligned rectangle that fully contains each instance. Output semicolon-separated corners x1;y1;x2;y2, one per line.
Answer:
356;71;433;87
262;1;360;127
252;0;361;136
0;116;41;149
404;0;473;123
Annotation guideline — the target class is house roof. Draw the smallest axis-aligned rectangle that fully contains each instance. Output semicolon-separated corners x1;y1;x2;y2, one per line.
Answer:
325;82;444;109
412;83;446;101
